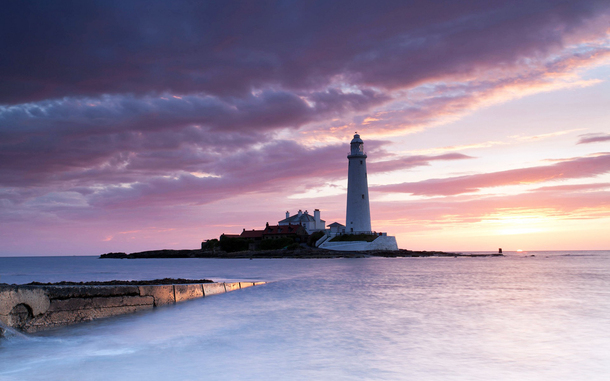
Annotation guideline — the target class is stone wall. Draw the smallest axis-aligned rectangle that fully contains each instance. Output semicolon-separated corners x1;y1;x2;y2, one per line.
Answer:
0;281;265;334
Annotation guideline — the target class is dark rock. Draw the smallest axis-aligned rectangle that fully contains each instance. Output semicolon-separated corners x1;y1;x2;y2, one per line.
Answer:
98;247;505;259
99;252;127;258
26;278;213;286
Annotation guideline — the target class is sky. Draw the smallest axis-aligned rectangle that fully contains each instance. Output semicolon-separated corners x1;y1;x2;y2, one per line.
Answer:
1;0;609;256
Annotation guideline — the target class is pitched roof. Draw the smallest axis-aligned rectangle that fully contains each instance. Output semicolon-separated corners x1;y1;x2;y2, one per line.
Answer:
240;229;265;239
328;222;345;227
279;212;316;224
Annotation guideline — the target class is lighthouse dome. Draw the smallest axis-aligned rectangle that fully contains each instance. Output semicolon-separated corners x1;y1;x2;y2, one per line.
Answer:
348;133;366;157
350;134;363;144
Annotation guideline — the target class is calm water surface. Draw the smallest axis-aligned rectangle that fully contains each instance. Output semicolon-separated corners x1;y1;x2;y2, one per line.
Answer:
1;251;609;380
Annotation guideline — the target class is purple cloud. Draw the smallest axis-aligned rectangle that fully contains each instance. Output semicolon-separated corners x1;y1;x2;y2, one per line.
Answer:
0;89;386;186
1;1;608;104
578;133;610;144
82;143;463;208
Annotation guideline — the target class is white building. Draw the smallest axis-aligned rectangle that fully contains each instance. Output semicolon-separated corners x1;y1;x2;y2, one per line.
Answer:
328;222;345;235
345;133;372;233
279;209;326;233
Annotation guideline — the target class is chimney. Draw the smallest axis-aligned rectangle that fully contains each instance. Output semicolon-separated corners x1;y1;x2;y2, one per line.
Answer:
286;211;290;219
298;209;302;217
314;209;320;222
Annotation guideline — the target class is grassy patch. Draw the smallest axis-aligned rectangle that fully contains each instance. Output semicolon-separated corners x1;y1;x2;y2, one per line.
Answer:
308;231;326;247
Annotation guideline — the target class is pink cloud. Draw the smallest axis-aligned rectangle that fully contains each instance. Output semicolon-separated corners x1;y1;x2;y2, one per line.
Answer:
369;153;474;173
373;153;610;196
532;183;610;192
372;185;610;229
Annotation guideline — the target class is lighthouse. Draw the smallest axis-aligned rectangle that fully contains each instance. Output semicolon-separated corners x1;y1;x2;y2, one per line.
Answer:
317;133;398;250
346;133;372;233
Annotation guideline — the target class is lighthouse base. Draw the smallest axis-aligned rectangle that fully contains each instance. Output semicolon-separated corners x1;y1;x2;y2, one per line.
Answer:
319;235;398;251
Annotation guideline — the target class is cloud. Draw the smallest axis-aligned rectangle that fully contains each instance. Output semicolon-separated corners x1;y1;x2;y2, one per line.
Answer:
59;140;347;208
0;140;345;227
531;183;610;192
372;184;610;229
1;0;608;192
0;89;385;137
0;89;385;187
1;1;609;104
373;153;610;196
578;133;610;144
0;136;475;223
369;153;474;173
85;144;471;208
303;44;610;137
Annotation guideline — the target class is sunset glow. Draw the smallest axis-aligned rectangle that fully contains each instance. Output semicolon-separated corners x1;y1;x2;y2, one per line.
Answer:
1;1;609;256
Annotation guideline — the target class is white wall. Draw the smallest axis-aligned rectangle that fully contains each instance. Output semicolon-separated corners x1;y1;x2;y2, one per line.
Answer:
320;236;398;251
346;156;372;233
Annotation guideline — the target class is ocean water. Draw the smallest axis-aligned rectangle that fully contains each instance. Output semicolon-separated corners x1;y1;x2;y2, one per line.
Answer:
0;251;609;381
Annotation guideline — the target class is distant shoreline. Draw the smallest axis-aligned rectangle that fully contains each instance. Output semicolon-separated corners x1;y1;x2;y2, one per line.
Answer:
99;248;504;259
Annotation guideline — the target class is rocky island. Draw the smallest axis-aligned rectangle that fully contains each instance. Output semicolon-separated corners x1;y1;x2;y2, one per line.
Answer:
100;247;504;259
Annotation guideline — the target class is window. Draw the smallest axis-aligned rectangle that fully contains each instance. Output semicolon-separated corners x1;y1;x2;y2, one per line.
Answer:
350;228;354;232
360;160;363;164
362;194;364;199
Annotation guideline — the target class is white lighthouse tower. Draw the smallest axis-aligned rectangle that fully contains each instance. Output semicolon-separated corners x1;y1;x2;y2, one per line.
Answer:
317;133;398;251
346;133;372;233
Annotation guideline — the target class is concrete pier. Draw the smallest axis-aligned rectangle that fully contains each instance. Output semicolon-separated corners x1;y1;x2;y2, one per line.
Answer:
0;281;265;334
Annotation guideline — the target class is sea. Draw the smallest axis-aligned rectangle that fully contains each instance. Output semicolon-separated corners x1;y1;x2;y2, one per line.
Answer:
0;251;609;381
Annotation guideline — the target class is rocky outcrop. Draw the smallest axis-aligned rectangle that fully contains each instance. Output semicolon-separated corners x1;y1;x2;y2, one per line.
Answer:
0;280;266;334
99;248;502;259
